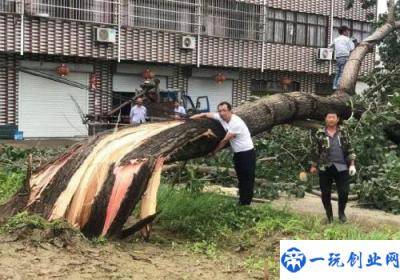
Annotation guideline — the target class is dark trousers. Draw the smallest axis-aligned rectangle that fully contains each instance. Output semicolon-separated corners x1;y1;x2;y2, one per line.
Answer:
319;165;350;216
233;149;256;205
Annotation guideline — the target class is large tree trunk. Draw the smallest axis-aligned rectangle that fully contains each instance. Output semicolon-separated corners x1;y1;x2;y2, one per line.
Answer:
0;93;350;238
1;2;399;238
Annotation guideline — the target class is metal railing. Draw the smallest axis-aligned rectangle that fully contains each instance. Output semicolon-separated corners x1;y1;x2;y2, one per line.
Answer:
25;0;118;24
123;0;201;34
202;0;263;40
0;0;23;13
0;0;372;44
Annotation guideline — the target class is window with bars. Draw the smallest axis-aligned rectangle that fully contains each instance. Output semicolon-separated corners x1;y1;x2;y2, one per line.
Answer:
333;18;373;42
125;0;200;33
0;0;19;13
267;9;328;47
315;82;333;96
202;0;262;40
26;0;117;24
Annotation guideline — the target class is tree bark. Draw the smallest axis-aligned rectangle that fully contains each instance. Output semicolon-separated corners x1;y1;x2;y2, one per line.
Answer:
1;2;399;238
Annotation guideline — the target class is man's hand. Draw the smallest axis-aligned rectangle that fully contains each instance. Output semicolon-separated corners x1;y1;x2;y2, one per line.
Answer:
310;166;318;174
190;113;203;120
349;165;356;176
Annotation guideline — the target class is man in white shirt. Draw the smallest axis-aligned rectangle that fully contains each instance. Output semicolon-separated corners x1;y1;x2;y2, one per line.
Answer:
330;26;355;90
191;101;255;205
173;100;186;119
129;97;147;125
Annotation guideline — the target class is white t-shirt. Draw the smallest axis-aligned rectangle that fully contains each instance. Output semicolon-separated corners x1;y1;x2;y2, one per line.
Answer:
130;105;147;124
212;113;254;153
331;35;355;58
174;106;186;116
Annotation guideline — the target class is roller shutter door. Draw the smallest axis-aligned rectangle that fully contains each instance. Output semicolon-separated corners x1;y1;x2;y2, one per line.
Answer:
188;77;233;112
18;71;89;138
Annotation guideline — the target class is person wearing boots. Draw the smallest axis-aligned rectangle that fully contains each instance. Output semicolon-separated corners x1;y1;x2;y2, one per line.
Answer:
309;111;356;223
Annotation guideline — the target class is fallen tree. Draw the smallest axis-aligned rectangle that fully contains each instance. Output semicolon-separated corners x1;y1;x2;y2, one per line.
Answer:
1;0;399;238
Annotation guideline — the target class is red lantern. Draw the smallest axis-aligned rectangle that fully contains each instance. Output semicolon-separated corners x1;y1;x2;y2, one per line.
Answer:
214;72;226;84
142;68;155;80
89;73;97;90
56;63;69;77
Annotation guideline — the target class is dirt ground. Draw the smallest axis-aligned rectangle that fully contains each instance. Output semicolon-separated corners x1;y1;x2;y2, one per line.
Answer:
0;228;261;280
271;193;400;229
1;193;399;280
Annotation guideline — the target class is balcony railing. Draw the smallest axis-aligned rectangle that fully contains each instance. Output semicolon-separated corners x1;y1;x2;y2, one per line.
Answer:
0;0;372;45
27;0;118;24
123;0;201;33
0;0;22;13
202;0;263;41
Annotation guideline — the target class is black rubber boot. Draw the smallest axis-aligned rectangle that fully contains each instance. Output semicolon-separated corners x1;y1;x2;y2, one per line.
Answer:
325;204;334;224
338;211;347;223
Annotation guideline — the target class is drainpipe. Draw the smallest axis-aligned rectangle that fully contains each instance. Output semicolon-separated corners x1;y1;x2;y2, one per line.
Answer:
328;0;334;76
117;0;121;63
196;0;201;68
261;0;267;72
20;0;24;56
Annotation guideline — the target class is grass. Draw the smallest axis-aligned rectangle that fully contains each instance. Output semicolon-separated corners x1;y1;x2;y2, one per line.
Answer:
156;184;400;279
0;170;24;204
157;185;400;242
0;211;77;234
0;159;399;279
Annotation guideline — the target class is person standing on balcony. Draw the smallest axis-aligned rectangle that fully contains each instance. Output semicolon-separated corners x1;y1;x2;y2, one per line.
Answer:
130;97;147;125
190;101;256;206
330;26;355;90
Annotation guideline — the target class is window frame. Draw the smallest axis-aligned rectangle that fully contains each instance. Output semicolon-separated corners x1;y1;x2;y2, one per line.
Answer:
333;18;373;42
267;9;328;48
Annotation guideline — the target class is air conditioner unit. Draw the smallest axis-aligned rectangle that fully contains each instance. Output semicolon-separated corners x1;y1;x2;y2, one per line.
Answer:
317;48;334;60
181;36;196;50
95;27;116;44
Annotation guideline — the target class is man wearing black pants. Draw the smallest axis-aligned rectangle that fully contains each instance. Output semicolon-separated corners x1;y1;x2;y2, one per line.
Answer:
233;149;256;205
310;111;356;223
191;101;255;205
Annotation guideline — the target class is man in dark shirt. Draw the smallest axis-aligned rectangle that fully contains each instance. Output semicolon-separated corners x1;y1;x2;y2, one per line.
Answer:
309;111;356;223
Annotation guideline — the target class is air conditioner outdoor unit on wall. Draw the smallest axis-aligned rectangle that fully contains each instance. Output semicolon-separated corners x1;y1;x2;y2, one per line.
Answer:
95;27;116;44
181;36;196;50
317;48;334;60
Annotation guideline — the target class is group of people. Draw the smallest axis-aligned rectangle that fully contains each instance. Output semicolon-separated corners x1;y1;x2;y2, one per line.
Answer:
128;25;357;223
191;103;356;224
189;25;358;222
129;97;187;125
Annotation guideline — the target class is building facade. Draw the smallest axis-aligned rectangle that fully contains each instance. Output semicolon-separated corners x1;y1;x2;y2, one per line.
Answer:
0;0;376;137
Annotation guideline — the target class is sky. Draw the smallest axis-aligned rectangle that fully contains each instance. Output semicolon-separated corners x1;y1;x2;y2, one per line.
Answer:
378;0;387;14
377;0;398;14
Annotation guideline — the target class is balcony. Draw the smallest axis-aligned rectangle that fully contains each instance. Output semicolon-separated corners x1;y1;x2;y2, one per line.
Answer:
0;0;374;47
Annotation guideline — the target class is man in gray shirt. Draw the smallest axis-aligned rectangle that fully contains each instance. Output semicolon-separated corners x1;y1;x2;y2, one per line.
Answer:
310;111;357;223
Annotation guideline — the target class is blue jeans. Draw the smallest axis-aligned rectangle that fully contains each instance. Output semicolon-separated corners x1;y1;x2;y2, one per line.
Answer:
333;56;348;90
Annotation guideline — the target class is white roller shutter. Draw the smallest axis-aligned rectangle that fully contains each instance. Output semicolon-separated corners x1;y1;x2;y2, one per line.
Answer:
188;77;233;112
19;72;89;138
112;74;167;92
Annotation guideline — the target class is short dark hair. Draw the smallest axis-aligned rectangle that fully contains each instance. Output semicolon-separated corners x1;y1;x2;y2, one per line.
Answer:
325;110;339;118
217;101;232;111
338;26;350;35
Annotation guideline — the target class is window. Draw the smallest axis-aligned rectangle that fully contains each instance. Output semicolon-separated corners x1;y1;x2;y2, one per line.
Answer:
333;18;373;42
267;9;328;47
27;0;116;24
203;0;262;40
315;83;333;96
251;79;300;95
127;0;199;33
